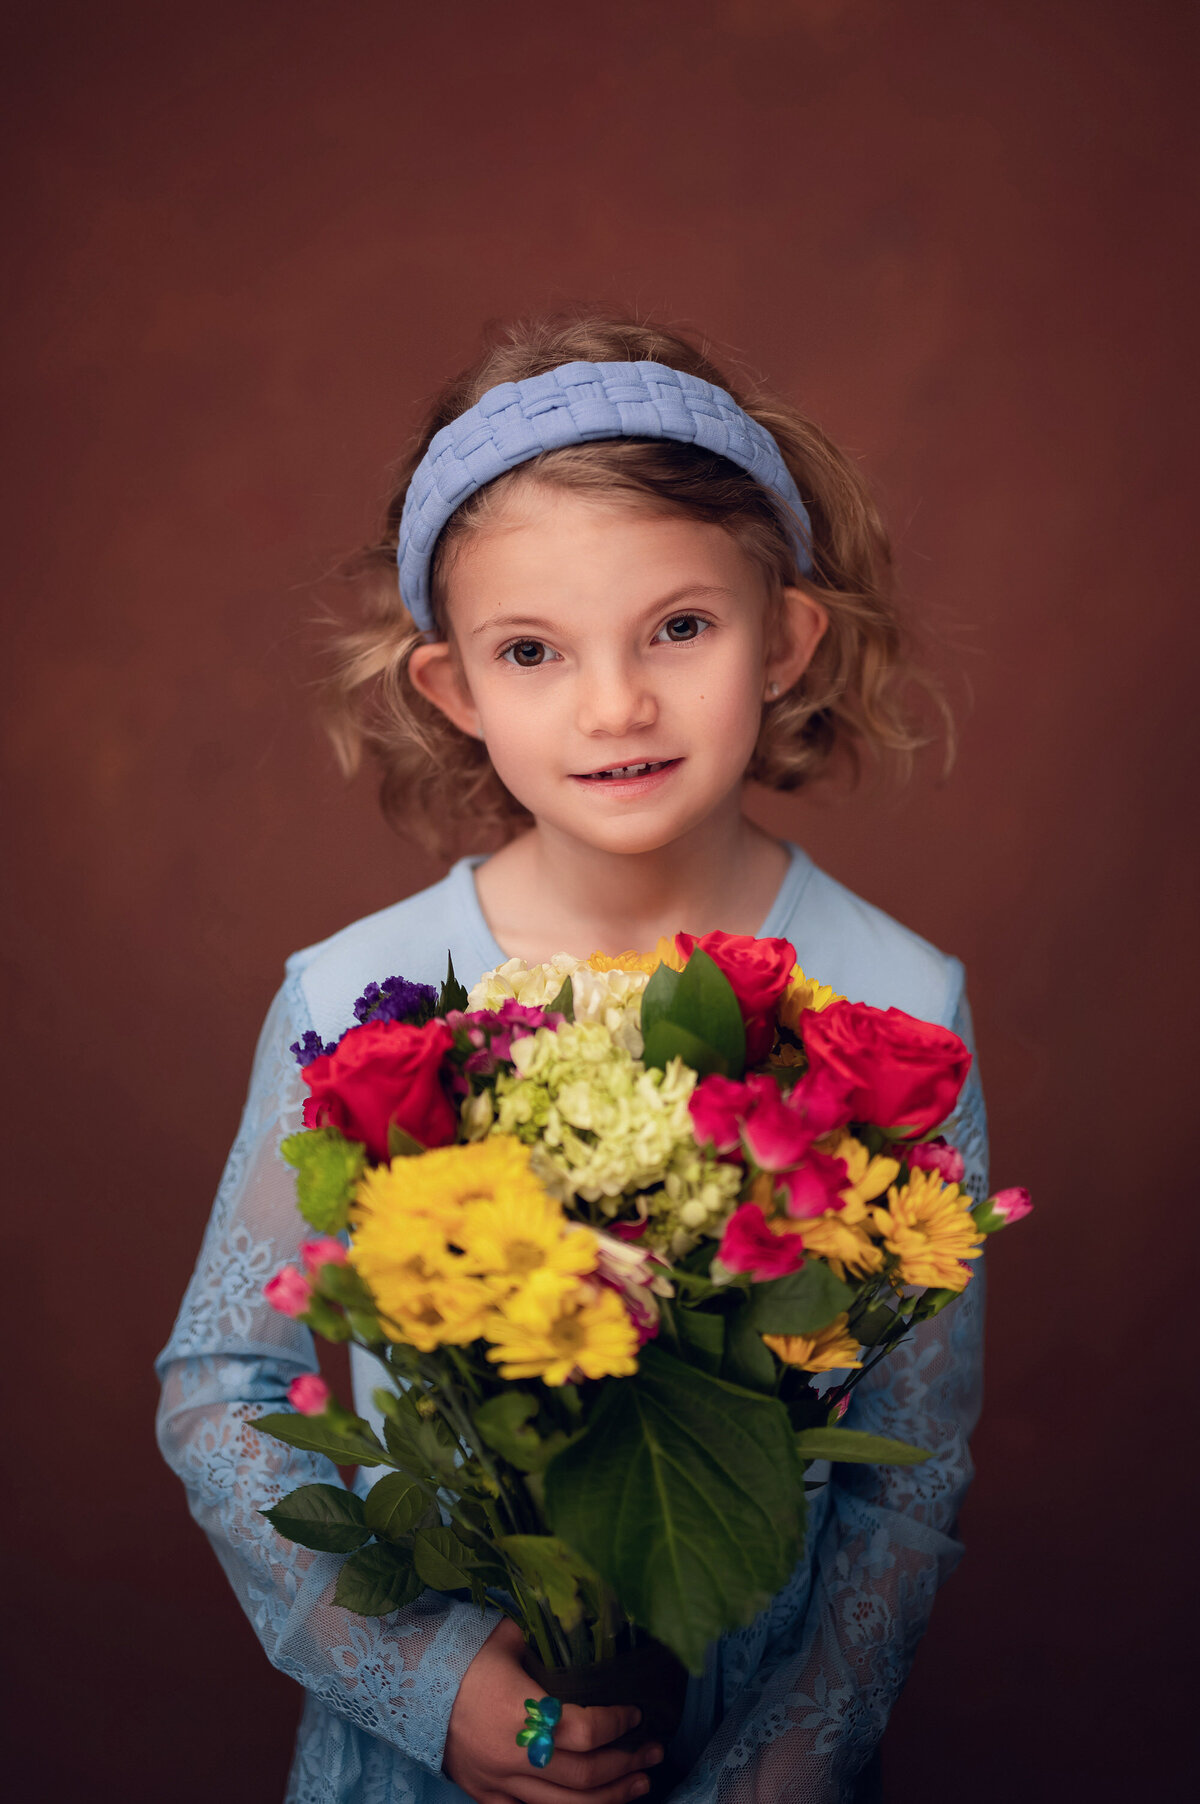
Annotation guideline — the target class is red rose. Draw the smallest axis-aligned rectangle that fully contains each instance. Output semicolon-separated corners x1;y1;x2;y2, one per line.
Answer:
674;930;796;1063
301;1018;457;1160
800;1000;971;1137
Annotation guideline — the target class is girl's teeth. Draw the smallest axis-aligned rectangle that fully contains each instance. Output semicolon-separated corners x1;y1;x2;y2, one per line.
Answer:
592;761;663;779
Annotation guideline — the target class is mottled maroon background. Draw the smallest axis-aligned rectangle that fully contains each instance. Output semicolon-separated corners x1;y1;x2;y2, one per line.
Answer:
4;1;1195;1797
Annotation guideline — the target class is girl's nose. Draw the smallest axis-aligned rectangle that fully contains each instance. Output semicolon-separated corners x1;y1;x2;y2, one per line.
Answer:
575;658;658;738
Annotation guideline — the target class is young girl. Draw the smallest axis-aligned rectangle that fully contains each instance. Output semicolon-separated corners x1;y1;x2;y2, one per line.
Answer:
157;315;987;1804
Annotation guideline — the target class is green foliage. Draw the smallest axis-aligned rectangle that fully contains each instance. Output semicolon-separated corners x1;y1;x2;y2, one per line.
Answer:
387;1121;426;1159
847;1299;899;1347
473;1390;568;1473
721;1297;777;1392
547;976;575;1021
437;953;469;1015
412;1525;475;1591
674;1305;725;1375
260;1483;371;1553
640;949;746;1079
747;1262;855;1336
334;1542;423;1615
794;1428;932;1466
253;1404;389;1468
363;1474;431;1542
279;1129;365;1234
544;1345;805;1673
374;1387;460;1481
497;1534;597;1632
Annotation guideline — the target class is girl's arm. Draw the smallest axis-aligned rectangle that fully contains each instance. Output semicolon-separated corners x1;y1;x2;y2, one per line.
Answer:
154;980;501;1776
671;987;989;1804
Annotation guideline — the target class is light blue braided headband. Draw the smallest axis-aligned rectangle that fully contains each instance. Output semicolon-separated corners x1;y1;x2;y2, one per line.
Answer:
395;358;814;635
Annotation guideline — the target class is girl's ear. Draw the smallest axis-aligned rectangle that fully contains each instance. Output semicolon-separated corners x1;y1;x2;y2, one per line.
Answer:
408;641;485;741
764;585;829;699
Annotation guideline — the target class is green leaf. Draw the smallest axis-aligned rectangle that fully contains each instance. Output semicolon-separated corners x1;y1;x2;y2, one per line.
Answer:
671;948;746;1075
412;1525;475;1591
363;1473;429;1542
261;1483;371;1553
334;1541;423;1615
674;1306;725;1375
547;976;575;1021
253;1407;389;1468
794;1428;932;1466
375;1387;460;1480
639;959;682;1043
473;1391;562;1473
721;1297;777;1392
387;1120;426;1159
544;1344;805;1673
847;1299;898;1347
747;1262;855;1336
642;1018;732;1078
497;1534;596;1632
279;1129;365;1234
437;952;470;1015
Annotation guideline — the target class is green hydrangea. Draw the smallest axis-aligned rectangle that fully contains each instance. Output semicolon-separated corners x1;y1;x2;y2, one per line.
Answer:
478;1022;738;1245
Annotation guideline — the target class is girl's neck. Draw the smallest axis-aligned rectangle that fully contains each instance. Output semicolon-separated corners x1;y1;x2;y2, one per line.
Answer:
472;805;793;965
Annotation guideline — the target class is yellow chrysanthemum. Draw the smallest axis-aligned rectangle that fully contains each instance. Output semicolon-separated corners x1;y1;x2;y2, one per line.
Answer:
823;1133;902;1210
380;1274;497;1351
798;1200;886;1283
871;1168;985;1291
485;1271;639;1385
778;965;844;1033
586;937;687;975
458;1187;598;1297
763;1311;863;1373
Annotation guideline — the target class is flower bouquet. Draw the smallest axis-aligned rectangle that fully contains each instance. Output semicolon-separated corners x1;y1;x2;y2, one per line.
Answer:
256;933;1029;1781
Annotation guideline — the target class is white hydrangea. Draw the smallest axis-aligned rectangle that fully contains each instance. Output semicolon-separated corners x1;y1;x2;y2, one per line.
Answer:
467;957;650;1057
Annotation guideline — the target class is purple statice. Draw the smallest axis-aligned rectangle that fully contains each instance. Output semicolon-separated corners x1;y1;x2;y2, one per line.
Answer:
444;1000;564;1087
353;974;439;1027
289;1030;338;1069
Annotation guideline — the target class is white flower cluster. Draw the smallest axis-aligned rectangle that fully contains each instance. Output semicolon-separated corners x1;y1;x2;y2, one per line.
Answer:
466;955;650;1057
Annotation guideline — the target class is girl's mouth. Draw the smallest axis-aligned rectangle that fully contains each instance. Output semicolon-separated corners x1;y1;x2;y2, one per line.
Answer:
572;758;683;793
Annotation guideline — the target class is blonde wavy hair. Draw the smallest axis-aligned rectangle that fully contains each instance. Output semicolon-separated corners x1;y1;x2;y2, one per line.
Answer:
324;312;949;857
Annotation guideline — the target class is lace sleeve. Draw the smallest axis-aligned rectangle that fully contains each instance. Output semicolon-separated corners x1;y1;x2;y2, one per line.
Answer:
672;988;989;1804
154;978;500;1778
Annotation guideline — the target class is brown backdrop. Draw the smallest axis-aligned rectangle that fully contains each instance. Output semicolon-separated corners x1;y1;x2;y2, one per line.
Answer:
4;2;1195;1797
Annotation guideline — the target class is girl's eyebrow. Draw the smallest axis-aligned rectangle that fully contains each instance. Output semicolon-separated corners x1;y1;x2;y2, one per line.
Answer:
471;583;734;637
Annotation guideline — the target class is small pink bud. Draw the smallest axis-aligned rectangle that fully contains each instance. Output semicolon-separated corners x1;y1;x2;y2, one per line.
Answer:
287;1373;332;1416
907;1138;966;1186
263;1265;314;1317
972;1186;1033;1233
832;1393;850;1421
300;1237;348;1275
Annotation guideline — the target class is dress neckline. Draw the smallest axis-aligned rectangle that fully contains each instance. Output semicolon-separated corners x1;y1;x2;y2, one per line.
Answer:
448;838;815;972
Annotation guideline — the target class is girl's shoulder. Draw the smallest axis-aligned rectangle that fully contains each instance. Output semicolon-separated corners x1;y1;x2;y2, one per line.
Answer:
780;845;966;1030
283;857;499;1044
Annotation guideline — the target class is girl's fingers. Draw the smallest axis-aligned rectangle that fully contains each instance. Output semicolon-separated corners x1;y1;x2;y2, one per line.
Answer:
505;1765;656;1804
554;1702;643;1754
521;1741;664;1792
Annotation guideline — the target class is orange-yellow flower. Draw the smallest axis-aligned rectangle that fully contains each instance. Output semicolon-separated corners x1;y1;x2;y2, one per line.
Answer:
586;937;687;975
764;1311;863;1373
778;965;844;1033
823;1133;901;1210
871;1168;985;1291
485;1272;639;1385
798;1200;885;1283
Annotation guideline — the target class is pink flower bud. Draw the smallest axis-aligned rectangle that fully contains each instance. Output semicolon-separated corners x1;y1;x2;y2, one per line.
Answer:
263;1264;314;1317
832;1393;850;1421
300;1237;349;1275
972;1186;1033;1233
287;1373;332;1415
906;1138;965;1186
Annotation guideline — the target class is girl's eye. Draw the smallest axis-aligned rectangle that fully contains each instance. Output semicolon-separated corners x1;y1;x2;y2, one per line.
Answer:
655;613;711;644
500;639;559;668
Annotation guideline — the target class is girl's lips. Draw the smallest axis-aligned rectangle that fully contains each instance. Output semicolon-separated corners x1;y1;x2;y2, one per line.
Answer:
570;757;683;797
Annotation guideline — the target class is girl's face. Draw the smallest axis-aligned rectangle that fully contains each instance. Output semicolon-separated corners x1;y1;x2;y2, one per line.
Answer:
410;483;826;858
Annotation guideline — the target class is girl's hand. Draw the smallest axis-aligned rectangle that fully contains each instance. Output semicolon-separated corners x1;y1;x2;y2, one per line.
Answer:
444;1618;664;1803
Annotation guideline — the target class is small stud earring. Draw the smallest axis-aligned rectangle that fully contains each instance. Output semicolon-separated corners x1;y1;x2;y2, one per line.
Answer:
768;681;780;697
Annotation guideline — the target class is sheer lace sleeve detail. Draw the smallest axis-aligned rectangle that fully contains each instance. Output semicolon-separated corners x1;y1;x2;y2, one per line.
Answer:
154;979;500;1779
671;986;989;1804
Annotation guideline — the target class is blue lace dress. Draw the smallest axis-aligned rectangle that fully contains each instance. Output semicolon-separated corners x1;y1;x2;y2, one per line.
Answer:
155;845;988;1804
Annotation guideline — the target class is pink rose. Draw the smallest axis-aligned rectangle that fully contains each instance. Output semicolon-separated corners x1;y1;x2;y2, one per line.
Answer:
906;1138;966;1186
301;1018;457;1161
287;1374;332;1416
689;1073;754;1155
675;930;796;1063
264;1265;314;1318
776;1148;850;1219
717;1202;805;1281
300;1237;349;1274
801;1001;972;1136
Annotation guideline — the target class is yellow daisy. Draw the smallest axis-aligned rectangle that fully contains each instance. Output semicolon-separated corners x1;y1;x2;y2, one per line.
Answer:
458;1188;598;1297
586;937;687;975
871;1168;985;1291
764;1311;863;1373
382;1274;496;1351
822;1133;902;1210
485;1272;639;1385
778;965;844;1034
798;1200;886;1283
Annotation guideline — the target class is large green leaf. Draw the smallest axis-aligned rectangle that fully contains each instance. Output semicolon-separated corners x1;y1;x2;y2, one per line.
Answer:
642;1019;731;1079
412;1525;475;1591
674;1306;725;1375
794;1428;932;1466
543;1344;805;1673
497;1534;596;1632
640;950;746;1078
747;1262;855;1336
473;1391;567;1473
334;1542;423;1615
721;1297;777;1392
253;1407;389;1468
261;1483;371;1553
639;959;682;1044
363;1473;430;1541
374;1387;460;1481
279;1129;365;1234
